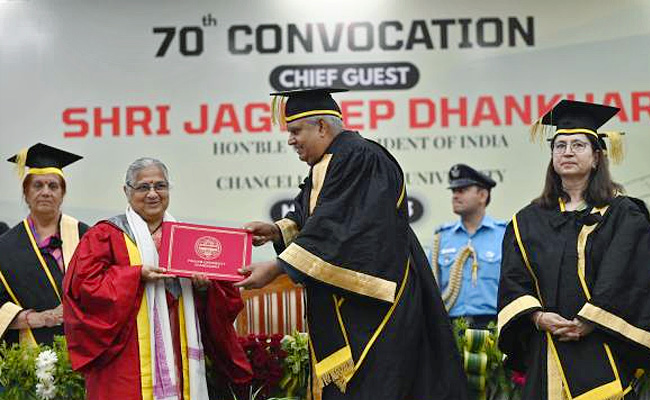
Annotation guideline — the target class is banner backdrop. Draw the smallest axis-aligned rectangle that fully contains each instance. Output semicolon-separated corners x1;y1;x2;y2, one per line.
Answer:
1;0;649;260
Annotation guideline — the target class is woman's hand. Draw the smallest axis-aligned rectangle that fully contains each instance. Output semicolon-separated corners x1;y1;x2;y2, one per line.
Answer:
191;274;211;291
235;260;284;289
532;312;595;341
243;221;281;246
38;305;64;327
141;264;168;282
532;311;574;334
554;318;595;342
11;305;64;329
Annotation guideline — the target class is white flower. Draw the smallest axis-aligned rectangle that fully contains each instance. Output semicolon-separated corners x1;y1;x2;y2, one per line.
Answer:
36;350;58;371
35;350;58;400
36;369;55;382
36;380;57;400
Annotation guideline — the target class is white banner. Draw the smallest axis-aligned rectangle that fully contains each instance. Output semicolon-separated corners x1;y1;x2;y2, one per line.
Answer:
1;0;649;260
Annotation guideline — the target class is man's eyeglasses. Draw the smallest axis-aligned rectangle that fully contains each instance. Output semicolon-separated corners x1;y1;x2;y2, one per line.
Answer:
552;141;590;154
127;181;170;193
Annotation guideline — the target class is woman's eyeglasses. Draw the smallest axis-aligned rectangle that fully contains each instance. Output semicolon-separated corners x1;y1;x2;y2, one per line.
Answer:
552;141;590;154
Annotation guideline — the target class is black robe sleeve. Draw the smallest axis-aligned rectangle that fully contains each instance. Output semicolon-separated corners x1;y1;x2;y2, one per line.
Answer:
497;220;543;370
576;198;650;367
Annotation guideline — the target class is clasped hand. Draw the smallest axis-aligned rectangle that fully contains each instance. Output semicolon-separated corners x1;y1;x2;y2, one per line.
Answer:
533;311;595;341
17;305;63;329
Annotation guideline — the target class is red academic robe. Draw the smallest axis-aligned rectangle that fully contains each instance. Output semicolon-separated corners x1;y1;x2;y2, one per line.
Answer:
63;221;252;400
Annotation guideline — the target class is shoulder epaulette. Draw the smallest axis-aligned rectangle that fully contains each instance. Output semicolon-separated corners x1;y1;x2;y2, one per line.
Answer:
435;222;455;234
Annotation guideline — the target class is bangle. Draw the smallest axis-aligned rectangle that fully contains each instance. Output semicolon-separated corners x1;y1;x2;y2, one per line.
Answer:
23;310;35;329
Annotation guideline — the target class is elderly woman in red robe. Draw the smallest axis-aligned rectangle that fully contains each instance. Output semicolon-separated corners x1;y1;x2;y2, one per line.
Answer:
63;157;252;400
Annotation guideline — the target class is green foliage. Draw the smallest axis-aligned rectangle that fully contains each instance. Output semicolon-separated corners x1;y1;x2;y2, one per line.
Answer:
480;322;521;400
278;332;309;399
48;337;85;400
0;336;85;400
0;340;39;399
453;318;522;400
452;319;650;400
0;331;644;400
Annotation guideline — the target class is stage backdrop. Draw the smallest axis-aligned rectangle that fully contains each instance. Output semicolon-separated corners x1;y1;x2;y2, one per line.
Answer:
1;0;649;260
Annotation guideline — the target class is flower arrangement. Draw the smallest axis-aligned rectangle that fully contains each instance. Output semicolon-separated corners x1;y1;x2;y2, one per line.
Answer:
452;318;522;400
230;332;310;400
0;336;85;400
0;331;644;400
238;333;287;399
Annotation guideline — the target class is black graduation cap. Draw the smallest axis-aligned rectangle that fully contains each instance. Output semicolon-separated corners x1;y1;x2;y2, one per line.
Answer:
7;143;83;179
541;100;619;135
447;164;496;190
270;88;348;125
531;100;625;164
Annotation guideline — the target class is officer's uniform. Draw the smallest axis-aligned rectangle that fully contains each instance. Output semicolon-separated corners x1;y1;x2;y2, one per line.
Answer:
429;164;506;329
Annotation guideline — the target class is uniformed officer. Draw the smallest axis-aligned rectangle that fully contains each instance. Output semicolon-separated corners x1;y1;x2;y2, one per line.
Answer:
430;163;506;329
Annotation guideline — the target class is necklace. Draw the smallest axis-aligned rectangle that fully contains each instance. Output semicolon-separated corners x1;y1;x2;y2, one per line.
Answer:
149;221;163;235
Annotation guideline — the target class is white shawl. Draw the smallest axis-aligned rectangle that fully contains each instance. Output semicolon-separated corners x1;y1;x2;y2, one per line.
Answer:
126;207;208;400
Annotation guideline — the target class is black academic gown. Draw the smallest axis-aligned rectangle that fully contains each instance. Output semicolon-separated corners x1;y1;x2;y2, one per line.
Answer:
0;215;88;345
273;131;467;400
497;196;650;400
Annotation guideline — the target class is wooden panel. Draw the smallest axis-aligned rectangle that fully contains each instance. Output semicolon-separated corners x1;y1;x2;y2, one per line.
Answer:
236;274;305;336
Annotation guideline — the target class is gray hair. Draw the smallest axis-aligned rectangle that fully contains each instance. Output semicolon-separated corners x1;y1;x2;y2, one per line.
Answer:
303;115;344;134
125;157;170;188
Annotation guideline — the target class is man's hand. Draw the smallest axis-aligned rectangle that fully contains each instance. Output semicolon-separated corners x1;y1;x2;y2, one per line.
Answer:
243;221;281;246
235;260;284;289
141;265;168;282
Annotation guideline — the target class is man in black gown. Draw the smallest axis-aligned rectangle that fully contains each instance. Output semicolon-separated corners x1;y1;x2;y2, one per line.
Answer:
238;88;468;400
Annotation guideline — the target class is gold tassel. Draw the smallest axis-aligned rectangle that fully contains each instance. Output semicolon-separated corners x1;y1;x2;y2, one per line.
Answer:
271;96;288;128
280;97;287;128
271;96;279;126
530;117;551;145
14;147;28;180
317;358;354;394
601;131;624;165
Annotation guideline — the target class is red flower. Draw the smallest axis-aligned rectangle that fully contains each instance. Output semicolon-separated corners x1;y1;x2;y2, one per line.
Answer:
238;333;291;397
511;371;526;387
251;347;269;368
